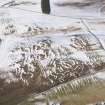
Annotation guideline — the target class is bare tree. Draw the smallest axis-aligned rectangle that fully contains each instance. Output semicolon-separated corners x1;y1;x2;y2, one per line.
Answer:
41;0;51;14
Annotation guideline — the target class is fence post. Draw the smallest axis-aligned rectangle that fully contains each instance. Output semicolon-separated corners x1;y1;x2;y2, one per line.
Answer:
41;0;51;14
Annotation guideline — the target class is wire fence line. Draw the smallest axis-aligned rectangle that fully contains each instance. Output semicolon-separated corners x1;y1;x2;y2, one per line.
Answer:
80;18;105;50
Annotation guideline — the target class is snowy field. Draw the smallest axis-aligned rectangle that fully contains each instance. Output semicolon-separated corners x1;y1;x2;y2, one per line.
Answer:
0;0;105;105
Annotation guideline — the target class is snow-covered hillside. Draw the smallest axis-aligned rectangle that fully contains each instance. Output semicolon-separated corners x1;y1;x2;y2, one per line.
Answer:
0;0;105;105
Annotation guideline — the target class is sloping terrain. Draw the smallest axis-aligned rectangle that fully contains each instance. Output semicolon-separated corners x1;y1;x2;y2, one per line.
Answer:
0;0;105;105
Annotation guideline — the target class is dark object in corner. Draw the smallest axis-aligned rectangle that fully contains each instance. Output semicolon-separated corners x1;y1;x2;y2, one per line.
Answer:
0;39;2;43
41;0;51;14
